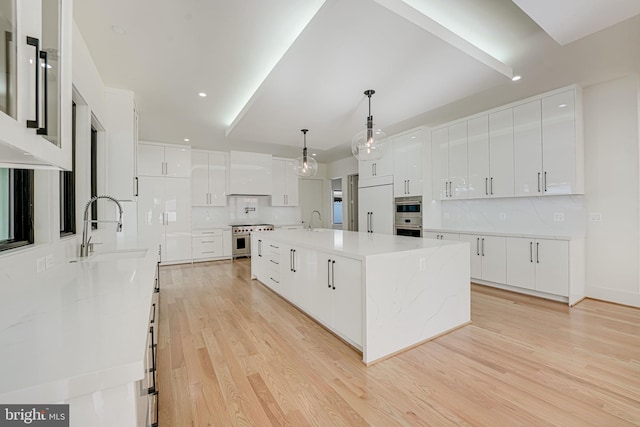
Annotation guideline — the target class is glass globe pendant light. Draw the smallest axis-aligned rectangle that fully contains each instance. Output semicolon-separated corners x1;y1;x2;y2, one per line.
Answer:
351;89;388;161
293;128;318;177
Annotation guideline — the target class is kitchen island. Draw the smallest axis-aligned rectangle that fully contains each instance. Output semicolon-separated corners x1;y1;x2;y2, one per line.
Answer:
251;229;470;364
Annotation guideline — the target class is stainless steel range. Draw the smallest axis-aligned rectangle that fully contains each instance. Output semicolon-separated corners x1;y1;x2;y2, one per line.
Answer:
231;224;274;259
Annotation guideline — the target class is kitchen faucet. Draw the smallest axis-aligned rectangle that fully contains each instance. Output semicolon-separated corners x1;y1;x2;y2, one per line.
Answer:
309;210;322;230
80;195;124;257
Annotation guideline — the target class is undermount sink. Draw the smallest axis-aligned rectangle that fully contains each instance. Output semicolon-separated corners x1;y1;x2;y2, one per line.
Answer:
69;248;148;263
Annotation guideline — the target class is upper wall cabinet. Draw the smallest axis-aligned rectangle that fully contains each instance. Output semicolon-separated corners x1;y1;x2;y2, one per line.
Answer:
228;151;272;195
0;0;72;169
105;89;138;201
358;138;393;185
433;85;583;201
191;150;227;206
272;158;299;206
393;127;424;197
138;142;191;178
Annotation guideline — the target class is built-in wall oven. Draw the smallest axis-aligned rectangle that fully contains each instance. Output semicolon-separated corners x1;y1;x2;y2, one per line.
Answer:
394;196;423;237
232;224;274;259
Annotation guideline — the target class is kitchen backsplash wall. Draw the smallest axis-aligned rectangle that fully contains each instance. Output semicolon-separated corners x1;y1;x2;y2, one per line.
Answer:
192;196;302;229
438;195;586;237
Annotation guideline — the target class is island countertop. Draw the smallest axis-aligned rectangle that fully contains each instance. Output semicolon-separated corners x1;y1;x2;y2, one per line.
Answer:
0;246;158;404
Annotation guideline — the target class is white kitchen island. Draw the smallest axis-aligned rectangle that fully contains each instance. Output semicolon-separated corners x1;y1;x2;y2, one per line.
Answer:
251;229;470;364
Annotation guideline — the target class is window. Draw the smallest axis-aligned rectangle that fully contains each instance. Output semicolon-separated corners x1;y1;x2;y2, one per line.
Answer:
90;126;97;229
0;168;34;252
60;102;76;236
331;178;342;226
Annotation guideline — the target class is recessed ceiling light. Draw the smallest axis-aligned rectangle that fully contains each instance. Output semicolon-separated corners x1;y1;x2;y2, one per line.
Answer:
198;92;207;97
512;75;522;82
312;153;316;156
183;138;190;142
558;104;567;108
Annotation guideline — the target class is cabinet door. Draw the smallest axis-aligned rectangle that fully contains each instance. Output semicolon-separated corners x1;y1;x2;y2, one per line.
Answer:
163;178;192;262
164;146;191;178
459;234;482;279
480;235;506;284
514;100;542;197
372;144;394;177
222;230;232;257
489;109;514;198
448;122;468;199
138;143;165;177
105;90;137;201
542;90;576;195
19;0;42;127
191;150;209;206
271;159;286;206
209;151;227;206
393;137;408;196
505;237;535;290
535;239;569;296
359;185;393;235
310;255;334;327
467;116;490;199
358;159;375;181
136;177;166;247
424;231;439;239
432;128;449;200
440;233;459;241
331;255;363;346
251;236;266;280
394;130;424;197
284;159;299;206
287;246;314;311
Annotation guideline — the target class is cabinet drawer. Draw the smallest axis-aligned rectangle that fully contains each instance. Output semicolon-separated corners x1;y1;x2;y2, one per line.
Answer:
193;237;223;258
192;229;223;237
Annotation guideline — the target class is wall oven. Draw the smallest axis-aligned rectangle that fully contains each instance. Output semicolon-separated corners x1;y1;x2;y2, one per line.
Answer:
394;196;423;237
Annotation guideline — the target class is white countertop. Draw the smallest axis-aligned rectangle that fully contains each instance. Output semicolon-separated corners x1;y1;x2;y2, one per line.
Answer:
253;229;464;259
424;227;576;241
0;246;158;403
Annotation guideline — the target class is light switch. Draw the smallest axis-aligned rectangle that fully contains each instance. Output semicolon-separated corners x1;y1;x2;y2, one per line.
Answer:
553;212;564;222
590;213;602;222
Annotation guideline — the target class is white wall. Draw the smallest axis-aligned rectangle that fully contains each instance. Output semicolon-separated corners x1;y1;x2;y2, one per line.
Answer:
326;156;357;230
584;75;640;307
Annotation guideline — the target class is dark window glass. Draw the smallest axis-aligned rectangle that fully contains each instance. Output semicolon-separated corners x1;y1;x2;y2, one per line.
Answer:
60;101;76;236
0;168;34;251
91;126;97;229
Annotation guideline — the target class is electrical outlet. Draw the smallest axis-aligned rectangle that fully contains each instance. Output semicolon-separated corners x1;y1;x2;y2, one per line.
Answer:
590;212;602;222
46;254;54;269
499;212;506;221
553;212;564;222
419;257;426;271
36;257;46;273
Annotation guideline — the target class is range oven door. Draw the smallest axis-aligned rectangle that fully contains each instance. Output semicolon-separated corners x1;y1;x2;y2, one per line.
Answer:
395;224;423;238
233;233;251;258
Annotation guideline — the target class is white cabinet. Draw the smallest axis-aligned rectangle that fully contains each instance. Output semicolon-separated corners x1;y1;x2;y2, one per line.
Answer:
460;234;506;284
514;100;543;196
192;229;224;260
191;150;227;206
281;245;315;310
506;237;569;296
138;142;191;178
228;151;272;195
393;128;424;197
488;109;514;198
359;184;393;234
358;140;393;184
432;123;468;200
223;230;232;257
467;116;490;199
105;89;138;201
137;176;192;263
271;158;299;206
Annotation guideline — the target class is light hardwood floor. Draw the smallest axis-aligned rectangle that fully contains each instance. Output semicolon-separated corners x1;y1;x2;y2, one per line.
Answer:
157;258;640;426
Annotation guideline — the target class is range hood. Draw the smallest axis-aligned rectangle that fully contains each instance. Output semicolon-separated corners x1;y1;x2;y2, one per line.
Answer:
228;151;273;196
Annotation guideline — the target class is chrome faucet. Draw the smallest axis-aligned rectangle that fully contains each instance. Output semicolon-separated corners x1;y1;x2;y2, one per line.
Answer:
80;195;124;257
309;210;322;230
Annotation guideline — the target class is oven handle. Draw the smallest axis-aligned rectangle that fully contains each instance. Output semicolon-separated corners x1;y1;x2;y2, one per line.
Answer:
395;224;422;229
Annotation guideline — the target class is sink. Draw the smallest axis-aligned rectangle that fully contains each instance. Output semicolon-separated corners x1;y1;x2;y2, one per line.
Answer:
308;228;330;232
69;248;148;263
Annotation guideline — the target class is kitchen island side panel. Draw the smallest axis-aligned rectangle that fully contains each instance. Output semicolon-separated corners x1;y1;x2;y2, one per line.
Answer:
363;242;470;364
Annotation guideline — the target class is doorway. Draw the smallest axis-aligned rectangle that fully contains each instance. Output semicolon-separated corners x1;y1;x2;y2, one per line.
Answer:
331;178;342;229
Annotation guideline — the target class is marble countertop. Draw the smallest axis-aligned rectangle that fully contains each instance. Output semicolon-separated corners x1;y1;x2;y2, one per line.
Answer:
0;246;158;403
423;227;577;241
253;229;464;260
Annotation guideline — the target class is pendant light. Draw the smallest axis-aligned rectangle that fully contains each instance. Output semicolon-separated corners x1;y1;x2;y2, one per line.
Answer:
293;129;318;177
351;89;388;161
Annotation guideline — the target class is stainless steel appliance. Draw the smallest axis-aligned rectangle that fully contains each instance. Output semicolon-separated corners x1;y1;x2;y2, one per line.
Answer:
232;224;274;259
394;196;423;237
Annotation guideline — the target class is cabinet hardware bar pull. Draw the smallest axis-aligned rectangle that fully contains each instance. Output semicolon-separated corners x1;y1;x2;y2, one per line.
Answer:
148;326;157;394
290;249;293;272
269;244;279;248
536;242;540;263
26;36;40;129
258;240;262;257
481;238;485;256
407;180;410;194
537;172;541;193
328;259;331;288
270;277;279;284
134;177;139;197
485;177;488;195
332;260;336;289
293;249;296;272
269;259;278;265
530;242;533;262
544;172;548;192
476;238;479;256
490;177;494;195
150;303;156;324
370;212;374;233
36;50;48;135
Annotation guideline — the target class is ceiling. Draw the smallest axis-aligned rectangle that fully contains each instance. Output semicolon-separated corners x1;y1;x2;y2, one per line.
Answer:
74;0;640;163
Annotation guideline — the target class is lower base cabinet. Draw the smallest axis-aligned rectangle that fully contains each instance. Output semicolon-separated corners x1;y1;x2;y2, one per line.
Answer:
459;234;507;284
252;236;363;347
506;237;569;296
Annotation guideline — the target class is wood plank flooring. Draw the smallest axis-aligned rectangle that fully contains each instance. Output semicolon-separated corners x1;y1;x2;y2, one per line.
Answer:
156;259;640;426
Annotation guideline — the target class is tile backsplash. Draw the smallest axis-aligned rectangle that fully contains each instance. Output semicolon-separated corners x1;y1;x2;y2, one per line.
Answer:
437;195;586;237
192;196;302;229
